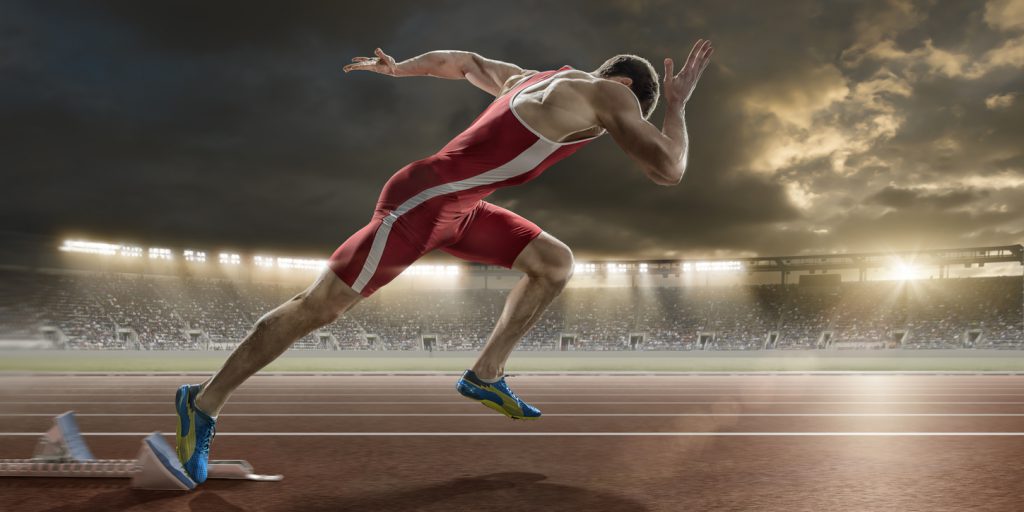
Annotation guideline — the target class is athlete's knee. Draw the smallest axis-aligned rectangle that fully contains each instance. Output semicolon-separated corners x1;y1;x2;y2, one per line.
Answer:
308;295;345;325
521;235;574;288
547;248;574;287
291;291;343;326
298;269;362;323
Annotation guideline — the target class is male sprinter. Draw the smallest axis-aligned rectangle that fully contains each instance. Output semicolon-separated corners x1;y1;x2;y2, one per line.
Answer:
175;40;714;482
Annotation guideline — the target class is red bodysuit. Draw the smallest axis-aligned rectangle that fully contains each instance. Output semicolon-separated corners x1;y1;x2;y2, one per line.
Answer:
329;67;599;296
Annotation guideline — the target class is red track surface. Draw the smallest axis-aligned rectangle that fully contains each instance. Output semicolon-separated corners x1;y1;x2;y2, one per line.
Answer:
1;374;1023;511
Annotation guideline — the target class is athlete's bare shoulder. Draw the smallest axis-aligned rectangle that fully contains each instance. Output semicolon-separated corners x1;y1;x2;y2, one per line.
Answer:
587;78;642;115
540;72;636;108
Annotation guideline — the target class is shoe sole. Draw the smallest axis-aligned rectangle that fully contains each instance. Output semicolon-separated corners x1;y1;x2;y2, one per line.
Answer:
174;386;188;463
456;380;541;421
478;398;541;421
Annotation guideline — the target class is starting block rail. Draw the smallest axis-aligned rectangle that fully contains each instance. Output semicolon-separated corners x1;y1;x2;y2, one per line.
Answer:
0;411;282;490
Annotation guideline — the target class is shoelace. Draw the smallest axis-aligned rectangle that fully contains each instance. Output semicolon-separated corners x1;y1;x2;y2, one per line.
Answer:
497;380;523;403
197;424;216;456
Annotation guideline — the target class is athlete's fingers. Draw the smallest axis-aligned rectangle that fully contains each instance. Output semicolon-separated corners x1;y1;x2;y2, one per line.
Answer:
693;41;710;69
663;58;674;82
700;41;713;61
685;39;703;70
702;47;715;68
694;45;710;72
698;40;712;64
343;62;378;73
696;41;709;60
351;57;372;62
695;48;714;82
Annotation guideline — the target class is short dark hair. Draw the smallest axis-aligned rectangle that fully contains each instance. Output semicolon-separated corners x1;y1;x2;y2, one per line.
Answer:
594;54;660;118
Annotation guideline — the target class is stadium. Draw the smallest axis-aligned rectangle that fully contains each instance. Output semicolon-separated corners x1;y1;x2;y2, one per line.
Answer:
4;0;1024;510
2;238;1022;358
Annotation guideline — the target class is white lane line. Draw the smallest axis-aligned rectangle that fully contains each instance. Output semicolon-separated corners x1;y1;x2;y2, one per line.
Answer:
15;386;1022;390
1;432;1022;437
1;413;1023;417
3;401;1024;405
4;372;1021;376
10;392;1024;397
11;385;1024;389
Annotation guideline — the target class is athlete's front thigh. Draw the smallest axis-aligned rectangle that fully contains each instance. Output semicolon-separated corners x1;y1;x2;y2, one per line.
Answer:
441;202;543;268
327;214;430;297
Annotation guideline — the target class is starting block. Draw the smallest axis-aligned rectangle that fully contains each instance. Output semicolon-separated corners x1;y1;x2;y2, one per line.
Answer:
0;411;282;490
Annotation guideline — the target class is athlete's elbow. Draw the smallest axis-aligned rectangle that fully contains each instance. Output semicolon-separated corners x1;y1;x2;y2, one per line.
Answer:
651;160;685;186
651;149;686;185
460;52;485;76
661;170;684;186
653;171;683;186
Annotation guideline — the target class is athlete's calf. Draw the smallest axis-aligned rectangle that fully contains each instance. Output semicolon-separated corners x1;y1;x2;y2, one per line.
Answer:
472;232;574;379
196;269;362;416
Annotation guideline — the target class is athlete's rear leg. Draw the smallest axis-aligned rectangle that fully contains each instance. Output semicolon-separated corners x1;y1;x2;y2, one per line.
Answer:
174;268;361;482
196;269;363;416
472;232;574;378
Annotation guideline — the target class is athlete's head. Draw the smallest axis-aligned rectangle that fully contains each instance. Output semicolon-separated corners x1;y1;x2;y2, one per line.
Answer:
594;54;660;118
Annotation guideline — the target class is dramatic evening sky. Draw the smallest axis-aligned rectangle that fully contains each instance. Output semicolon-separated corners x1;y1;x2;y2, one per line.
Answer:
2;0;1022;259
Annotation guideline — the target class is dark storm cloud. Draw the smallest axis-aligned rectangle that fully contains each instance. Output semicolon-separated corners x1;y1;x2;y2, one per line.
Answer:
868;186;988;210
1;0;1022;259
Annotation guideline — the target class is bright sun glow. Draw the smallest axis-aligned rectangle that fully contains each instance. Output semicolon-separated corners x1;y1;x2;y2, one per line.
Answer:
891;262;920;281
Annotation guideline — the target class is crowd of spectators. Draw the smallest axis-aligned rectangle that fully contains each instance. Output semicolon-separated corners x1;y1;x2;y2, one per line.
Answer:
0;268;1020;350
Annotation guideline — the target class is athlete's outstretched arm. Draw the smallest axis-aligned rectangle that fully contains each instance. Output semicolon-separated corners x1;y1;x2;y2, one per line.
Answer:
595;39;713;186
343;48;530;96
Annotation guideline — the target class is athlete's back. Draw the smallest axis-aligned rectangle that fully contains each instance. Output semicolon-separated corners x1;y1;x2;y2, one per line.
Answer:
379;66;601;216
333;44;712;295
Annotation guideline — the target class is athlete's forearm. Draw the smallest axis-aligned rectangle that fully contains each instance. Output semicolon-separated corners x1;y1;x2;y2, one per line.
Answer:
659;100;689;182
392;51;475;80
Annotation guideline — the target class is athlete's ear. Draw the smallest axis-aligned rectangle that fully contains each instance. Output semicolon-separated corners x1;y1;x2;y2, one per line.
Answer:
609;76;633;88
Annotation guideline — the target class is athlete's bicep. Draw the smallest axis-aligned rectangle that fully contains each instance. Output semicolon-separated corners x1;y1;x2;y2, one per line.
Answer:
462;53;528;96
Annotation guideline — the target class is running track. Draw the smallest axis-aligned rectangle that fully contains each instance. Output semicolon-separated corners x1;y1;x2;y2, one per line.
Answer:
1;374;1023;511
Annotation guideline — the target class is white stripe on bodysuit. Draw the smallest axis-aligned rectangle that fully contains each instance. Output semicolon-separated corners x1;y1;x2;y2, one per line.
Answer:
351;138;560;293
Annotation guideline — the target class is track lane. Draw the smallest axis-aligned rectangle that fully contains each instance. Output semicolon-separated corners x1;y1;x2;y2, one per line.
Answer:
2;374;1023;512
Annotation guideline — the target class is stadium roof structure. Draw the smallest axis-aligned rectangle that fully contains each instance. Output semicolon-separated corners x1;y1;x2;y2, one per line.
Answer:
472;244;1024;283
724;244;1023;273
3;232;1020;285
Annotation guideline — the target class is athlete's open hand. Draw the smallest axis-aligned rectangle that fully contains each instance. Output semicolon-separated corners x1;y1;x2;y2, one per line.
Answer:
343;48;400;76
663;39;713;106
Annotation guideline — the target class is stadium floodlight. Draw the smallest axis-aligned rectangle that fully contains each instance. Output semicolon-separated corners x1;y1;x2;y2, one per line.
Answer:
639;263;649;273
277;257;326;270
148;248;173;260
219;253;241;265
253;256;274;268
694;260;742;272
402;264;460;277
574;263;597;274
183;250;206;263
60;240;120;256
120;246;143;258
606;263;629;274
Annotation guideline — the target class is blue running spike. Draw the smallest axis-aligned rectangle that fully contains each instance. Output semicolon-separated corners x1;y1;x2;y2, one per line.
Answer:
455;370;542;420
175;384;217;483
